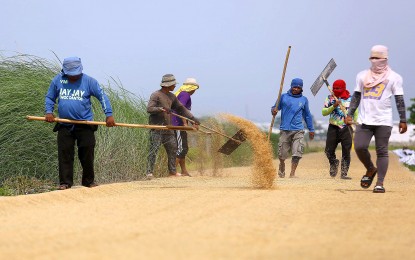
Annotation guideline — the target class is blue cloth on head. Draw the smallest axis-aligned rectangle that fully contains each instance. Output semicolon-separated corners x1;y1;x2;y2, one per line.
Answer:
290;78;303;87
62;57;83;76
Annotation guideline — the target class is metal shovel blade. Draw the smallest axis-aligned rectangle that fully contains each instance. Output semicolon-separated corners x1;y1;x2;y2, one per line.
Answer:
218;129;247;155
310;58;337;96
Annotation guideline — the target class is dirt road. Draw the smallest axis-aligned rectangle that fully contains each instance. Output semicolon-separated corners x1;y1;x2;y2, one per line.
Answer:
1;151;414;260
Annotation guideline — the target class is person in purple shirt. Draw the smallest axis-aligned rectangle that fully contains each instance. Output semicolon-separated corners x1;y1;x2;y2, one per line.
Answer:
172;78;200;176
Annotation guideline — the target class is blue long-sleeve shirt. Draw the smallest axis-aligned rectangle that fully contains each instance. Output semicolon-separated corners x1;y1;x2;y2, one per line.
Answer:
45;73;113;120
272;92;314;132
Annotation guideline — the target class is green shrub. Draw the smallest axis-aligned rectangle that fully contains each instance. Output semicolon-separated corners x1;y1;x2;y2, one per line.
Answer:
0;53;294;195
0;54;155;193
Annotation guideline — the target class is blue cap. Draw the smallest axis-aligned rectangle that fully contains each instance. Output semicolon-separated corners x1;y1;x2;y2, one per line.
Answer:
62;57;83;76
290;78;303;88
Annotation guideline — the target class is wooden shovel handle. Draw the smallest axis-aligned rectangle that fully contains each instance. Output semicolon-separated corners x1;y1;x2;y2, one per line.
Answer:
322;78;348;116
268;46;291;141
26;116;196;131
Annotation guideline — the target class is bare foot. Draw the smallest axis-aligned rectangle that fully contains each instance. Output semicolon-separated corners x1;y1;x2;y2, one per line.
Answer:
169;172;182;177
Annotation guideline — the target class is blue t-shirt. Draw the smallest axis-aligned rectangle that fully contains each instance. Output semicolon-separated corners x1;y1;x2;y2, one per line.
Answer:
272;91;314;132
45;73;113;121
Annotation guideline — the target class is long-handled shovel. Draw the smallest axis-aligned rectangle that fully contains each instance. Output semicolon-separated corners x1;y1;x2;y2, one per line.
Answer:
169;112;246;155
310;58;355;137
26;116;196;131
268;46;291;141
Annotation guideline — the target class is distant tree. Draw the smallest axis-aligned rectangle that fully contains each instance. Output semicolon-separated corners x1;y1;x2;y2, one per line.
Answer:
407;98;415;124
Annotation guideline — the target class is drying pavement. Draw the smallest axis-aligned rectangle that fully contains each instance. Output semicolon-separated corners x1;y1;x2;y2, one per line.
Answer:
1;151;415;260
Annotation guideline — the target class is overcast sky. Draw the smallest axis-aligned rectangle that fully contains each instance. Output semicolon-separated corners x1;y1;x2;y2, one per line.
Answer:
1;0;414;123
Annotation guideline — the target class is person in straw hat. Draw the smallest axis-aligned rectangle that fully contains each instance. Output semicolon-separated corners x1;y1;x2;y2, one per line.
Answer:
146;74;200;179
345;45;407;193
171;77;200;177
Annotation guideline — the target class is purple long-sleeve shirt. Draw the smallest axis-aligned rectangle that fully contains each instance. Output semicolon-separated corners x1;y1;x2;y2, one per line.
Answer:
172;91;192;126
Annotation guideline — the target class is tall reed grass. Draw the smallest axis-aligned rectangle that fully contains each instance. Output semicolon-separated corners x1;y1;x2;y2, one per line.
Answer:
0;53;260;195
0;54;162;194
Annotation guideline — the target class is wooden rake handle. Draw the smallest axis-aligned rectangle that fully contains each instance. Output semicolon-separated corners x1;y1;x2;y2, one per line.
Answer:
26;116;196;131
169;112;242;143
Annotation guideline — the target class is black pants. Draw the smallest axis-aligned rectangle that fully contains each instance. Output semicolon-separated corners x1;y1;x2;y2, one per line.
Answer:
57;125;96;187
325;124;352;175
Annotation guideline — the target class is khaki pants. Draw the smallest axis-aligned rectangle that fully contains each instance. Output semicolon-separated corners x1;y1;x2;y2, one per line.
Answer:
278;130;305;160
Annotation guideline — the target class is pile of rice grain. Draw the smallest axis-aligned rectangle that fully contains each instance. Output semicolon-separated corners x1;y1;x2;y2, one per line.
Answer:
222;114;276;189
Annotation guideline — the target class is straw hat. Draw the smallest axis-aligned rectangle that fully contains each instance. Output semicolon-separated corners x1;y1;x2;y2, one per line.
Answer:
160;74;177;87
183;77;199;87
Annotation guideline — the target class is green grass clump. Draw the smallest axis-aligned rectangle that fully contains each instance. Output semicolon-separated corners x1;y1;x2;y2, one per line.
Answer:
0;54;156;193
0;53;289;195
0;54;60;184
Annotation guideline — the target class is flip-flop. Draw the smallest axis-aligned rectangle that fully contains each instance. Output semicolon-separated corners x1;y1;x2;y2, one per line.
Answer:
360;168;377;189
373;185;385;193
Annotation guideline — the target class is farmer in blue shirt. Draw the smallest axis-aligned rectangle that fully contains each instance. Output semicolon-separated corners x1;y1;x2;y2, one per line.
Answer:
271;78;315;178
45;57;115;190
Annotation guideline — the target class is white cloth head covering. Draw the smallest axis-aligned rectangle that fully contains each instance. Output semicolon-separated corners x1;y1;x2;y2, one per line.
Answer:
364;45;391;88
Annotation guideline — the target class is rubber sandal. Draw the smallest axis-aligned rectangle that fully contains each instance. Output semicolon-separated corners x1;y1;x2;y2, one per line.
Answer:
360;168;377;189
373;185;385;193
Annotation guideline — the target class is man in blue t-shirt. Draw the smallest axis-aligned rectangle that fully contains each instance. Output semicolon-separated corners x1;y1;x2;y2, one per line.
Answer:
271;78;314;178
45;57;115;190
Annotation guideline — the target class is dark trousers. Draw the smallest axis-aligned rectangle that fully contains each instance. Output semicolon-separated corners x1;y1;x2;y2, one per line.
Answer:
57;126;96;187
325;124;352;175
147;130;178;174
354;124;392;185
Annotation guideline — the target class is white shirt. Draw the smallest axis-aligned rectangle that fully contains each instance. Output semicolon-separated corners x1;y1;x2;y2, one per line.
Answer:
355;69;404;127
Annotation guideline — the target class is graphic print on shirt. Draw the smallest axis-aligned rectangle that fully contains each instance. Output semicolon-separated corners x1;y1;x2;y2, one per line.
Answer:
59;88;85;101
362;80;389;100
324;96;351;128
